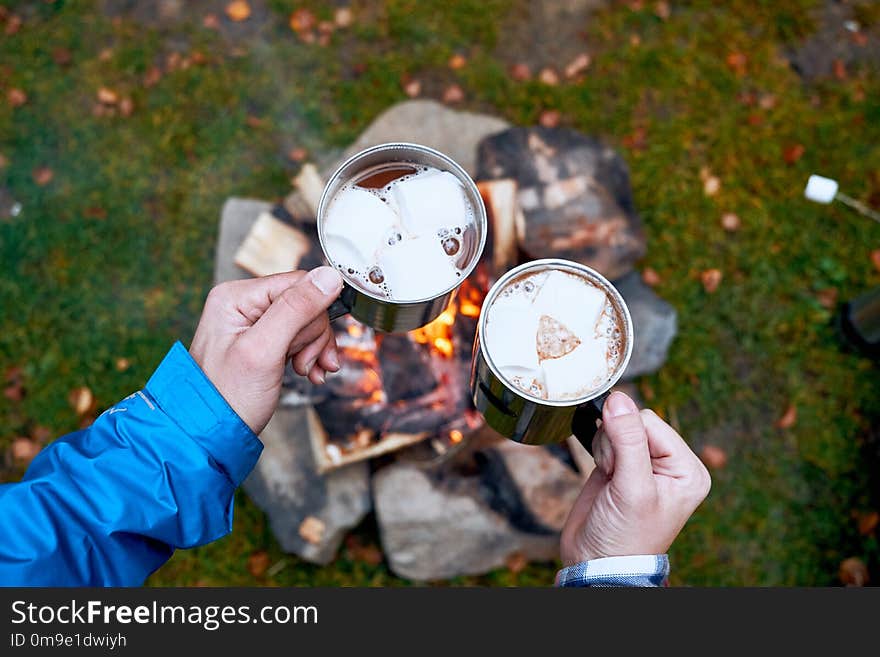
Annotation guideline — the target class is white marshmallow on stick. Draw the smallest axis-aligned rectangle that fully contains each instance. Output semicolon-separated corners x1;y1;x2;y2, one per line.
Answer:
805;174;880;223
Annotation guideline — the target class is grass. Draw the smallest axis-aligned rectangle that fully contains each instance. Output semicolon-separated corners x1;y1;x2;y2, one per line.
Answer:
1;0;879;586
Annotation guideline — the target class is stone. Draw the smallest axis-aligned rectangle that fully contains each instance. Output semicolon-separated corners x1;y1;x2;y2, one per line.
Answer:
373;432;584;581
612;270;678;379
283;100;509;217
476;126;646;280
243;407;371;565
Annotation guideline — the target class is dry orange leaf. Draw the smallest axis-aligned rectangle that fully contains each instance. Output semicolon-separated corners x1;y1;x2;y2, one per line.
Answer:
641;267;661;287
782;143;805;165
5;14;22;35
700;445;727;470
345;535;383;565
442;84;464;104
857;511;879;536
703;175;721;196
10;437;39;466
622;126;648;151
289;8;316;33
538;67;560;86
725;51;748;77
654;1;671;20
775;404;797;429
334;7;353;28
32;167;53;186
815;288;838;310
871;249;880;273
7;88;27;107
564;53;591;79
119;97;134;117
721;212;741;232
115;357;131;372
701;268;722;293
833;59;847;80
539;109;561;128
202;13;220;30
225;1;251;22
287;147;308;162
839;557;869;586
69;386;95;416
246;550;271;578
510;63;531;81
403;79;421;98
505;551;528;574
97;87;119;105
448;54;467;70
52;47;72;66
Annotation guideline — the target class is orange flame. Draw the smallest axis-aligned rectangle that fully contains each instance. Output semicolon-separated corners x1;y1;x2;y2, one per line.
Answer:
449;429;464;444
458;279;484;318
411;303;457;358
347;324;364;338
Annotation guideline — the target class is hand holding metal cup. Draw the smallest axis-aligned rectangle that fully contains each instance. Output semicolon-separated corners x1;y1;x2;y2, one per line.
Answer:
316;143;487;333
469;259;634;453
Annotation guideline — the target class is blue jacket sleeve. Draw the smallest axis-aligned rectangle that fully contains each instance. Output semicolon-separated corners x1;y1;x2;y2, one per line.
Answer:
0;342;263;586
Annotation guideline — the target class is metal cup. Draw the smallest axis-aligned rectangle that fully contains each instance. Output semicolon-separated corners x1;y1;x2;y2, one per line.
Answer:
470;259;634;452
317;142;487;333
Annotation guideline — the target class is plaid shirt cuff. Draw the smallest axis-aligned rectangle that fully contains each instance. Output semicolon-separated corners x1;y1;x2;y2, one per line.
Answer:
555;555;669;587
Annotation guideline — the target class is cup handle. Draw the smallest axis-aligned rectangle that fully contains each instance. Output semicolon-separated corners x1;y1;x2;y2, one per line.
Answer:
571;391;609;457
327;282;357;322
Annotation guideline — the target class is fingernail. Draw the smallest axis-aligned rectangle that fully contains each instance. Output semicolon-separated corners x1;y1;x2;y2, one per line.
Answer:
606;391;638;417
310;266;342;295
305;357;317;374
315;370;325;384
327;348;340;371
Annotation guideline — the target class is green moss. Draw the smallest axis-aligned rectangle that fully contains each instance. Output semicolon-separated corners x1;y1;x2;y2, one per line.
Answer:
2;0;879;586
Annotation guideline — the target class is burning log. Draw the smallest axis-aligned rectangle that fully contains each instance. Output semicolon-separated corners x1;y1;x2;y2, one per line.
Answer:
378;335;438;402
233;211;312;277
477;178;523;277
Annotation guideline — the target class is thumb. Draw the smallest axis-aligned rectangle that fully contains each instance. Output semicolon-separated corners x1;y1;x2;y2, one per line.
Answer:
601;391;653;491
245;266;343;358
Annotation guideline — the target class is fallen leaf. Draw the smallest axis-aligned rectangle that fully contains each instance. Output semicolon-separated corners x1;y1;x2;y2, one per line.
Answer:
701;268;722;293
448;53;467;70
815;288;838;310
505;551;528;574
510;63;531;81
721;212;741;232
190;51;208;66
833;59;847;80
247;550;271;578
539;109;561;128
246;115;265;128
10;438;39;466
403;79;421;98
317;33;331;47
871;249;880;273
641;267;661;286
442;84;464;104
225;1;251;22
538;67;560;86
52;47;72;66
69;386;95;416
622;126;648;151
629;33;641;47
119;97;134;117
32;167;53;186
700;445;727;470
115;357;131;372
345;535;383;565
703;175;721;196
98;48;113;62
289;8;316;33
334;7;353;28
0;153;8;168
737;91;757;106
202;13;220;30
851;31;868;47
746;113;763;126
839;557;869;586
7;88;27;107
857;511;879;536
30;425;52;443
775;404;797;429
97;87;119;105
318;20;335;36
3;383;23;402
564;53;591;78
782;143;805;165
287;147;308;162
298;516;325;544
758;94;777;110
725;51;748;77
654;1;670;20
4;14;21;35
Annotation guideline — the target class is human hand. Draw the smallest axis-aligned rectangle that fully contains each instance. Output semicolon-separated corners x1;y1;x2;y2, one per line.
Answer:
560;391;711;565
189;267;344;434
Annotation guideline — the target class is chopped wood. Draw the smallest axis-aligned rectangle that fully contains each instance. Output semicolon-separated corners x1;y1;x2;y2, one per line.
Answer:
477;179;522;276
234;211;311;277
293;163;325;218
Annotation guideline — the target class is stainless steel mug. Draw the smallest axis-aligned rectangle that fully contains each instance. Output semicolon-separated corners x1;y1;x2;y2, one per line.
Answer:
317;142;487;333
470;258;634;452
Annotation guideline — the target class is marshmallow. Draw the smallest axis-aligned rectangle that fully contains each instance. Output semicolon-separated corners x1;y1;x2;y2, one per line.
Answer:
393;170;469;236
485;305;541;371
541;338;608;400
324;187;399;264
804;175;839;204
323;233;368;274
532;270;606;341
377;235;459;301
